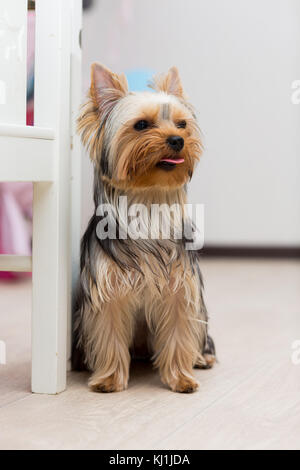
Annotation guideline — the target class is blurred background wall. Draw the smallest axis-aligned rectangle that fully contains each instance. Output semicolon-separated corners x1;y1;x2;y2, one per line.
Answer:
81;0;300;247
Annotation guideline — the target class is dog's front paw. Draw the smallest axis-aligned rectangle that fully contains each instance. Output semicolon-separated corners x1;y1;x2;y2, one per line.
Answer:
89;372;128;393
169;375;199;393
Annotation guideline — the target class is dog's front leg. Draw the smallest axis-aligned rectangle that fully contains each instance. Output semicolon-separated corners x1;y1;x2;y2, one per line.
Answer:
84;295;136;393
148;281;205;393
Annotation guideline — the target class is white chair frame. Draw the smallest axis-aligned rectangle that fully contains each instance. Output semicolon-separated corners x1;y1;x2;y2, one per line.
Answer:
0;0;82;394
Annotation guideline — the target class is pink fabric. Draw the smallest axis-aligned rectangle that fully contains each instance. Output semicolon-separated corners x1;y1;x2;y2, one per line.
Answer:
0;12;35;280
0;183;32;279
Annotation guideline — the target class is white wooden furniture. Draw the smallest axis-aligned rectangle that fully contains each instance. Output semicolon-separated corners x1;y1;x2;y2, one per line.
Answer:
0;0;82;394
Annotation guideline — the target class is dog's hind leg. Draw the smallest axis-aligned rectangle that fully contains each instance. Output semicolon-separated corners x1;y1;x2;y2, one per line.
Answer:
194;334;217;369
192;264;217;370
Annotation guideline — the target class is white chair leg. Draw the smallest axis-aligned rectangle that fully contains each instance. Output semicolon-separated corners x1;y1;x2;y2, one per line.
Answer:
31;181;70;394
69;0;82;371
31;0;73;393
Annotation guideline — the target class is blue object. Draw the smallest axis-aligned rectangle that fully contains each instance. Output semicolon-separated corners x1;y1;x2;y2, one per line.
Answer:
125;69;156;92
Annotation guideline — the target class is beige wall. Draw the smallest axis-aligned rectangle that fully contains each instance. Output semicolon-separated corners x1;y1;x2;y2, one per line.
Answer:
81;0;300;245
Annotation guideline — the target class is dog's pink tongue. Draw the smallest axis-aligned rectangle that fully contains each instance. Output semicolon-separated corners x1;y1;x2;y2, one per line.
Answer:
160;158;184;164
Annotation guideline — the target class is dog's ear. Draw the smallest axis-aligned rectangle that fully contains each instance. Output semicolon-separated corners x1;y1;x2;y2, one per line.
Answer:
90;62;128;113
150;66;185;99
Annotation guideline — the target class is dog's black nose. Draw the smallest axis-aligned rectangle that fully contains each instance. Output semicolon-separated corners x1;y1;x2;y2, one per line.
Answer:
166;135;184;152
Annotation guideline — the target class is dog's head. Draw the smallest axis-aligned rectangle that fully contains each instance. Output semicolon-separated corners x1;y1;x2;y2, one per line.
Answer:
78;63;202;189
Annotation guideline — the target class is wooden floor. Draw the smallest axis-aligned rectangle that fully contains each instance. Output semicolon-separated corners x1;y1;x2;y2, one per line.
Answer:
0;258;299;450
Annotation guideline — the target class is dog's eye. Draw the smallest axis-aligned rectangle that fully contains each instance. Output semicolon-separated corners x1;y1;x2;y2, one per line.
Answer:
134;120;149;131
176;120;187;129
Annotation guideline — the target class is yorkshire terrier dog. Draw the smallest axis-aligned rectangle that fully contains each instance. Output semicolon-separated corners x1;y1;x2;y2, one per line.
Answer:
73;63;216;393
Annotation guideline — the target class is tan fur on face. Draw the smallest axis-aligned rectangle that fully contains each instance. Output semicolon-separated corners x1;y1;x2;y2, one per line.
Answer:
108;99;202;188
77;64;203;188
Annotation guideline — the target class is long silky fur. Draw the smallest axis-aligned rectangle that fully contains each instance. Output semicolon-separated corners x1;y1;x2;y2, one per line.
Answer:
73;64;215;392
